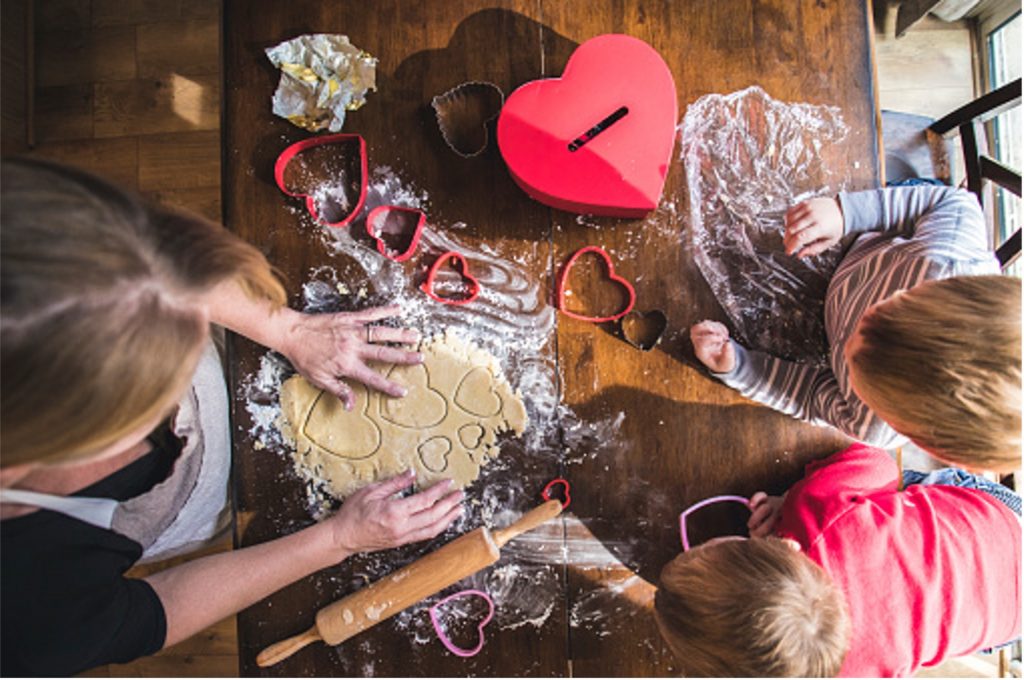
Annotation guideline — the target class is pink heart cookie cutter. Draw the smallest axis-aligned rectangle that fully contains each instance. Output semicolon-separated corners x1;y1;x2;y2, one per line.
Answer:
365;205;427;262
556;245;636;323
679;495;751;551
428;589;495;658
274;133;368;229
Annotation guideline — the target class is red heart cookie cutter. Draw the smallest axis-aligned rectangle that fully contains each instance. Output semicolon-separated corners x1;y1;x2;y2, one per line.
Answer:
420;251;480;305
541;478;571;510
365;205;426;262
274;133;368;228
556;245;636;323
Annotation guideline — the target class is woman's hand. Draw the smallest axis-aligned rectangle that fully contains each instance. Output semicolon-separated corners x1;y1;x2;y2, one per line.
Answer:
281;305;423;410
690;320;736;373
783;197;844;258
747;491;785;538
328;470;464;555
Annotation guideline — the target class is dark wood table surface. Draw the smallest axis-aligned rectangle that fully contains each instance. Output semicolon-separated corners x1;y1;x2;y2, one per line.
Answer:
223;1;876;675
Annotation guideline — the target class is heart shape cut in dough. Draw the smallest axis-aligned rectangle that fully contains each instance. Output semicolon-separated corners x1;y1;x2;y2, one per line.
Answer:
620;309;668;351
497;34;677;217
421;251;481;305
429;589;495;658
454;367;502;417
417;436;453;473
379;364;448;429
274;133;368;228
458;423;486;450
556;245;636;323
302;384;382;460
365;205;426;262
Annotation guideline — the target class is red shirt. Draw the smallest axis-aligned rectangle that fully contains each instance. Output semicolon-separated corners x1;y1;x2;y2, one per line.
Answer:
775;444;1021;677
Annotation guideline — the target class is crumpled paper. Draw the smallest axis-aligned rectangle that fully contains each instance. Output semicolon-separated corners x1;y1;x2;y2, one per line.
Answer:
265;34;377;132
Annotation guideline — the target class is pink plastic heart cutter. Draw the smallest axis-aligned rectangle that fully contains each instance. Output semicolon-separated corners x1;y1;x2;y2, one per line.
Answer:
365;205;426;262
429;589;495;658
678;495;750;551
541;478;571;509
274;133;368;229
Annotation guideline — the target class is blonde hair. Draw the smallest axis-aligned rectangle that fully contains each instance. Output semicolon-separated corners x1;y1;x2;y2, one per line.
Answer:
850;275;1022;472
1;158;286;467
655;538;850;677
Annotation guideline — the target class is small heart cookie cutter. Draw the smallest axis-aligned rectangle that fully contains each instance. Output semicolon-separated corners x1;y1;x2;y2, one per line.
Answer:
429;589;495;658
556;245;636;323
274;133;368;229
431;81;505;158
421;251;480;305
679;495;751;551
541;478;571;509
365;205;426;262
619;309;668;351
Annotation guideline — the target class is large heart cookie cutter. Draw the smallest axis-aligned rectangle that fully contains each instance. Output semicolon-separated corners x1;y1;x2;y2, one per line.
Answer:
556;245;636;323
365;205;426;262
429;589;495;658
274;133;368;228
421;251;480;305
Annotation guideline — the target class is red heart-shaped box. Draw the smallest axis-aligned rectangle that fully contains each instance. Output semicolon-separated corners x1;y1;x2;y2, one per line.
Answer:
497;34;677;218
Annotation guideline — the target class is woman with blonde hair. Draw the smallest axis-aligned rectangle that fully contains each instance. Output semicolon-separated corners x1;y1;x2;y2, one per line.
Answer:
0;158;463;675
691;185;1021;472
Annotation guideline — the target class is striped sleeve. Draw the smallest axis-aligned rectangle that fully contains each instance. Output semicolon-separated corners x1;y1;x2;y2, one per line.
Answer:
715;342;908;449
838;186;990;258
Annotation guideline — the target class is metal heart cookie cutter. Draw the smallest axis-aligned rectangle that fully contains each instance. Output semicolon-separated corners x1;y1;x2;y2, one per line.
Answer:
274;133;368;229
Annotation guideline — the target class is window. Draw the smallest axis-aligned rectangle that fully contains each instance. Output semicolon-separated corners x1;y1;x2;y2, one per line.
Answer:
982;8;1022;274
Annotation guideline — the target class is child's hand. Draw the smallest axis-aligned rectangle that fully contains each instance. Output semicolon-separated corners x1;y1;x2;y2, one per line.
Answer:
327;470;463;555
690;320;736;373
747;491;785;538
783;197;844;258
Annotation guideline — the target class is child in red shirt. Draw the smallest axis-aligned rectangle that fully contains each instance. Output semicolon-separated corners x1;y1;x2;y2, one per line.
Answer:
656;444;1021;677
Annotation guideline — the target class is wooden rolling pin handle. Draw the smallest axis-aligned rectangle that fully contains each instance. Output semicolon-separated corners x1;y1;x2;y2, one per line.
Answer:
491;499;563;548
256;625;321;668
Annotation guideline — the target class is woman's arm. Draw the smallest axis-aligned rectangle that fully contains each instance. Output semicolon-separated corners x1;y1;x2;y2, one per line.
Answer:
145;471;462;647
204;281;423;410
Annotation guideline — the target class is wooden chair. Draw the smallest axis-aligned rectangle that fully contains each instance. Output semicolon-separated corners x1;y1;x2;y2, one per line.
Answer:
928;78;1022;268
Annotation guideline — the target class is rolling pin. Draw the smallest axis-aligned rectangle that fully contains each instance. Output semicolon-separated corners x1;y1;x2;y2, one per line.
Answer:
257;499;563;667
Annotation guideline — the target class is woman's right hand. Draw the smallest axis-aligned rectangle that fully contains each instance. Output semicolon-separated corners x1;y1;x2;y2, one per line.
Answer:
690;320;736;373
327;470;464;555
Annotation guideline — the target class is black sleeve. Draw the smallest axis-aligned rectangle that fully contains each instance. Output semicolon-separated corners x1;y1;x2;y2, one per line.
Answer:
1;519;167;676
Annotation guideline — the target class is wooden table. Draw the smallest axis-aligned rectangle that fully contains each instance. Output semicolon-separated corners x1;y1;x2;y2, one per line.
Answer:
223;1;876;675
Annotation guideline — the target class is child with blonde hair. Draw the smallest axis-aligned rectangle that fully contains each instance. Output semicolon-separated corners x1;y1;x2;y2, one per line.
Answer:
1;159;463;675
656;444;1021;677
690;186;1021;471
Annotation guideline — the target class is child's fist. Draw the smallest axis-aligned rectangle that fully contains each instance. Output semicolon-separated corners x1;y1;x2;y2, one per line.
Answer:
784;196;843;258
690;320;736;373
747;491;785;538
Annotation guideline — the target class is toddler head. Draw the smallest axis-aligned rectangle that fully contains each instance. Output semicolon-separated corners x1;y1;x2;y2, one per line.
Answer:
847;275;1021;472
1;158;285;470
655;537;849;677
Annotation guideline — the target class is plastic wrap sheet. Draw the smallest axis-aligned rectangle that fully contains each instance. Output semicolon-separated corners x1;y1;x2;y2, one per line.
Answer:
681;86;851;362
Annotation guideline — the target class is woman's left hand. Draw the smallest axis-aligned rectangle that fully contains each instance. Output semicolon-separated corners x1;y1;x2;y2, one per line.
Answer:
280;305;423;410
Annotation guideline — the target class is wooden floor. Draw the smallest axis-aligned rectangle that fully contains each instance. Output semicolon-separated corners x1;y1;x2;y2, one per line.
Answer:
12;1;996;677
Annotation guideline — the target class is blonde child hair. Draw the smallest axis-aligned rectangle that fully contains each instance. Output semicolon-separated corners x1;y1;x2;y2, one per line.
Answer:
1;158;286;468
655;537;850;677
849;275;1022;472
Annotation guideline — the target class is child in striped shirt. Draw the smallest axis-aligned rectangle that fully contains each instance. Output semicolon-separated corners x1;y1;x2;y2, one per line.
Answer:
690;186;1020;471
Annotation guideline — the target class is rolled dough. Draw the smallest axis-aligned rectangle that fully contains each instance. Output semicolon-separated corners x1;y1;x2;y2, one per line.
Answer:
279;332;528;498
